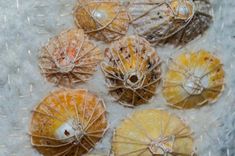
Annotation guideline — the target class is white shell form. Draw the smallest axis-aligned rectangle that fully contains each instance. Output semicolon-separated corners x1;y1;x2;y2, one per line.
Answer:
127;0;213;46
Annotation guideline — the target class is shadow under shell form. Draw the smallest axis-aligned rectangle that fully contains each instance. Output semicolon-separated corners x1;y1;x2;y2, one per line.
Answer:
74;0;130;42
29;89;108;156
101;35;161;107
163;50;225;109
127;0;213;46
38;28;102;87
112;109;195;155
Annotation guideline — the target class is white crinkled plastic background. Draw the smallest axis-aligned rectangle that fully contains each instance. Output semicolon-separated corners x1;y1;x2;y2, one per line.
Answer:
0;0;234;155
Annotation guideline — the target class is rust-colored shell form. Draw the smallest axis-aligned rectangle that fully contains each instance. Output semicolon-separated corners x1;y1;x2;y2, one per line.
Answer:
39;28;102;87
128;0;212;46
163;50;225;109
112;109;195;155
29;89;108;156
74;0;130;42
101;36;161;107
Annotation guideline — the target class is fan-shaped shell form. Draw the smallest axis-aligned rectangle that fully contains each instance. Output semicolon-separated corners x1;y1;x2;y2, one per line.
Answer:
39;28;102;87
163;50;225;109
74;0;130;42
128;0;212;46
112;109;195;155
29;89;108;156
101;36;161;107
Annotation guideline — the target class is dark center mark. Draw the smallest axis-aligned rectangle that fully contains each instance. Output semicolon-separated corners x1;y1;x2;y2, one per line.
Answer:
64;130;70;136
129;75;138;83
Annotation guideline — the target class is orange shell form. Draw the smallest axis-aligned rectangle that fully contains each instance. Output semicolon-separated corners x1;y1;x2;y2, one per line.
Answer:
128;0;212;46
29;89;108;156
101;36;161;107
39;28;102;87
163;50;225;109
112;109;195;155
74;0;130;42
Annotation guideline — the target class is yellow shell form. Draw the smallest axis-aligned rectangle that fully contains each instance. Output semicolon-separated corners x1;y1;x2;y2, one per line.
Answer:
29;89;108;156
163;50;225;109
112;109;195;155
127;0;212;46
39;28;102;87
74;0;130;42
101;36;161;107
